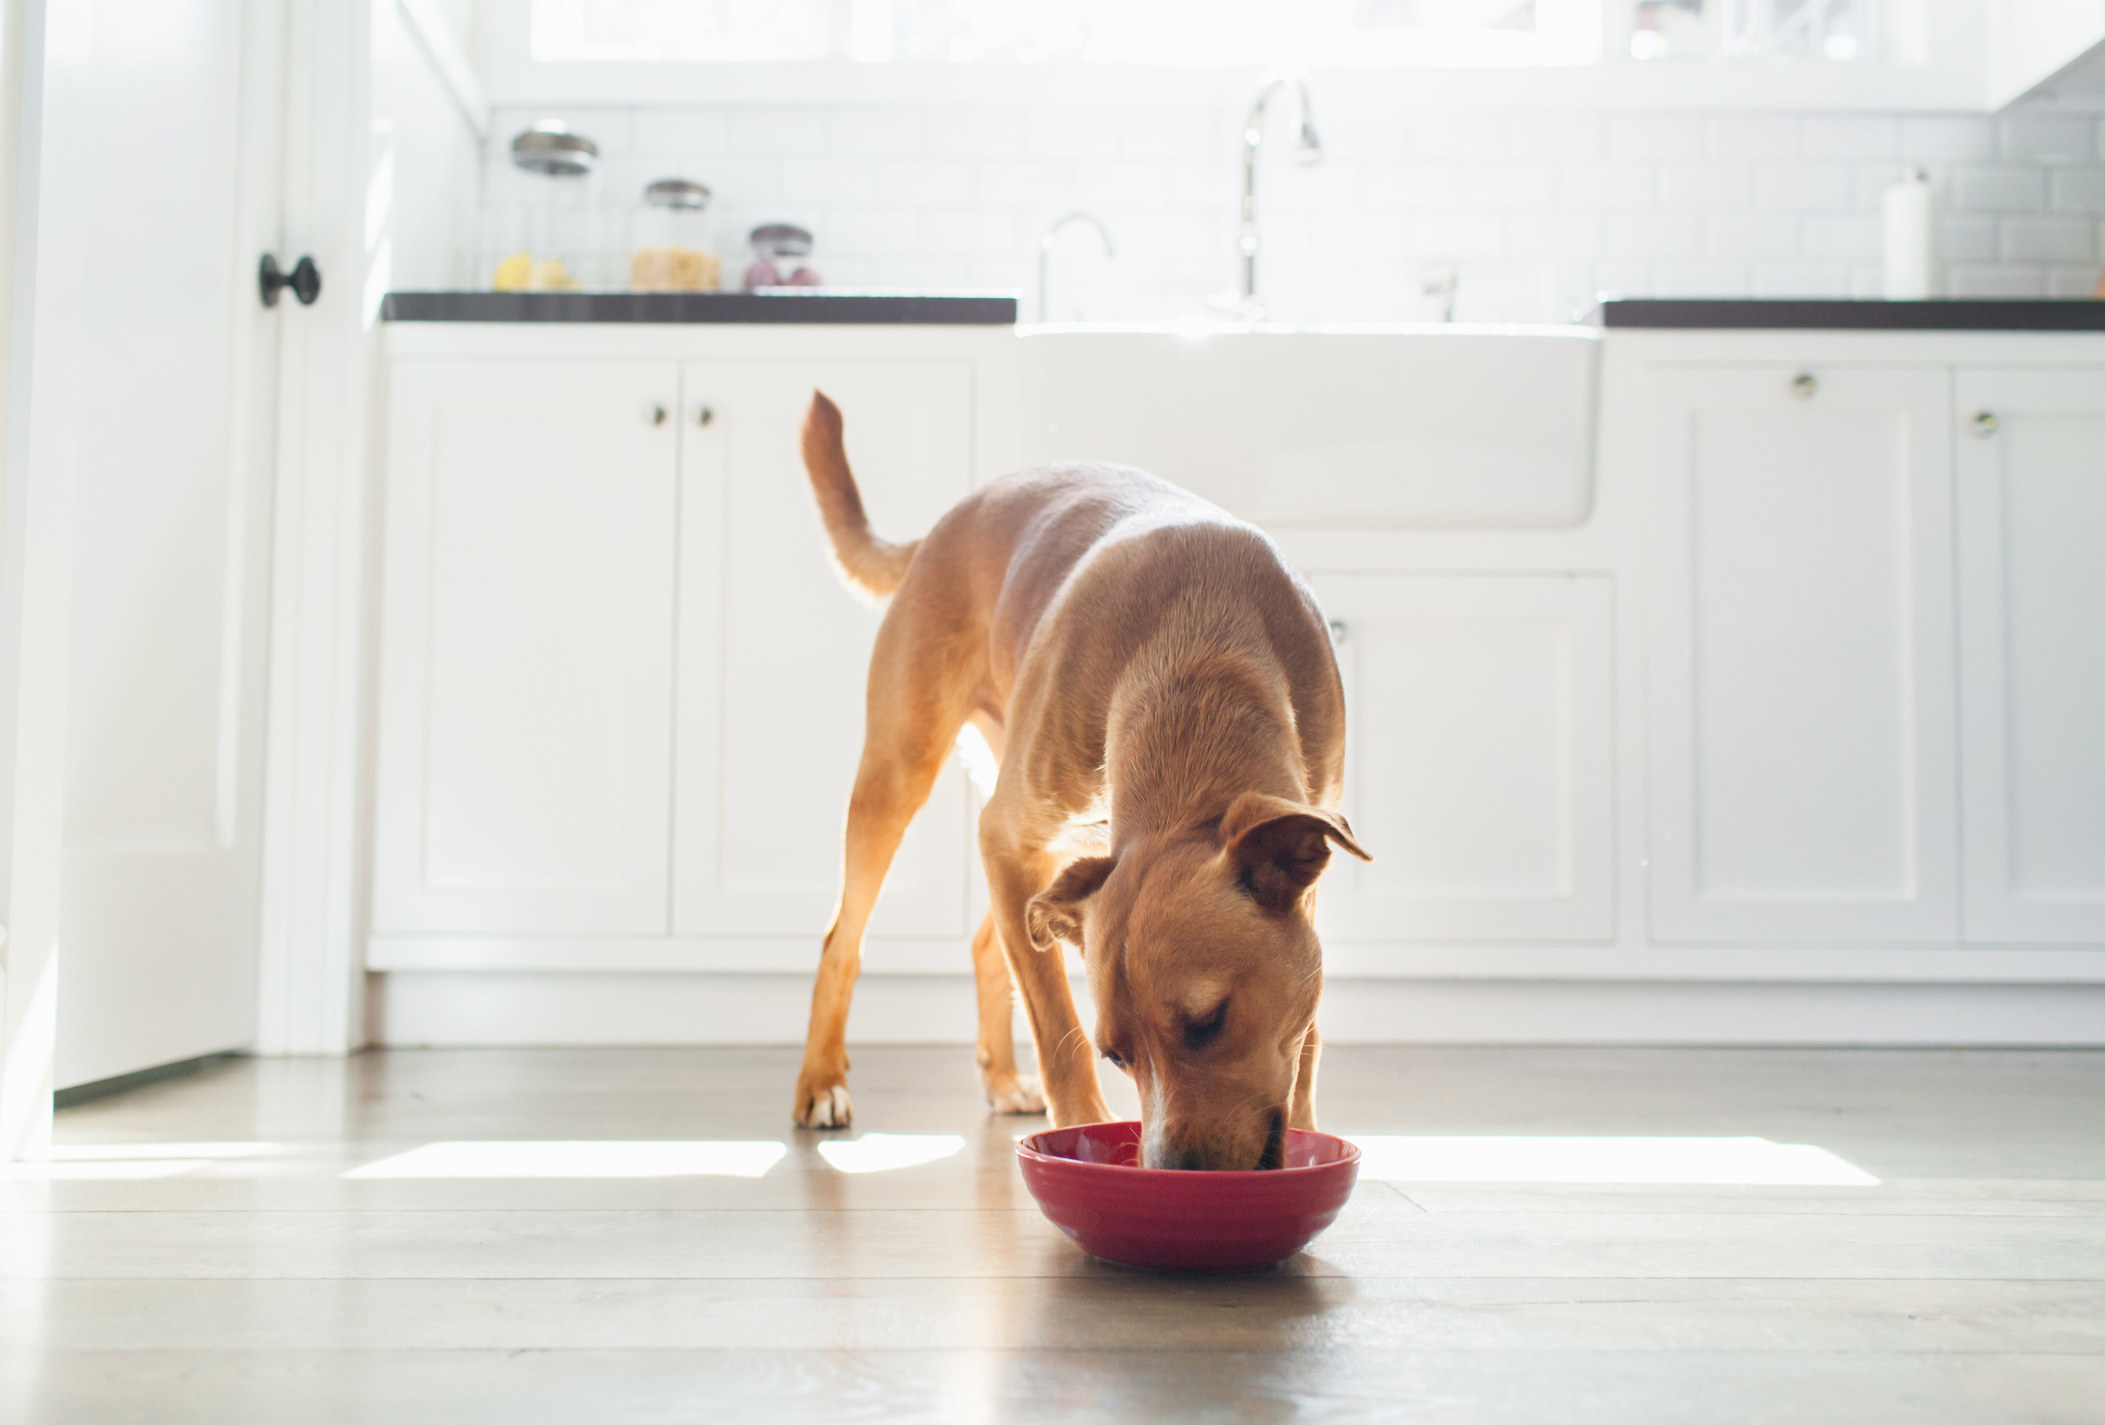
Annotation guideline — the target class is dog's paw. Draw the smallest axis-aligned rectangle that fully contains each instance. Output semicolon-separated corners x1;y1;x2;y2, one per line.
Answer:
984;1074;1047;1116
794;1081;853;1130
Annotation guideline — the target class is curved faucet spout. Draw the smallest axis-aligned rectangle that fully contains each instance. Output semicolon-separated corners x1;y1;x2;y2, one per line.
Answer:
1216;72;1322;321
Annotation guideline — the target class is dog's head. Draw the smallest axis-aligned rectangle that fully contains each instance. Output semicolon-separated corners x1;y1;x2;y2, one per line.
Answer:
1029;791;1370;1171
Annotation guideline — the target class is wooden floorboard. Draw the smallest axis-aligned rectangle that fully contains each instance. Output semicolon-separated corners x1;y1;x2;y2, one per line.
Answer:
2;1044;2100;1423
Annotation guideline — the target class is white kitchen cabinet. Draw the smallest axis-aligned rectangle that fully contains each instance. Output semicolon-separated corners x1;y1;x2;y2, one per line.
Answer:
1306;573;1615;943
372;359;680;935
1955;367;2105;943
1643;363;1958;943
671;360;977;951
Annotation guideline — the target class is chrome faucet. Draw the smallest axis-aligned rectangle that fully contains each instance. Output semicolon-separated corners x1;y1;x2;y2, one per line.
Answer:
1037;212;1115;322
1211;73;1322;321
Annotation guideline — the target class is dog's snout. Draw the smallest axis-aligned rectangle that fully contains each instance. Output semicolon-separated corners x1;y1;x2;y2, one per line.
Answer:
1145;1107;1290;1172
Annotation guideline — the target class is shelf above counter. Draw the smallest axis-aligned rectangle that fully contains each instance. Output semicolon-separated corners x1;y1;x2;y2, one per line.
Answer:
380;290;1019;325
1602;299;2105;332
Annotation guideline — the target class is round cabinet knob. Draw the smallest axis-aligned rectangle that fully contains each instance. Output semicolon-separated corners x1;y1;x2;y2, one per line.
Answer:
1970;410;1999;439
1789;372;1819;401
694;404;716;428
646;403;669;427
1327;619;1348;644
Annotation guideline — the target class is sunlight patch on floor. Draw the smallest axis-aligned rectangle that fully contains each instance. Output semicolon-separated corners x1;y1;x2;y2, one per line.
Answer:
343;1140;789;1179
1346;1135;1879;1186
817;1133;966;1174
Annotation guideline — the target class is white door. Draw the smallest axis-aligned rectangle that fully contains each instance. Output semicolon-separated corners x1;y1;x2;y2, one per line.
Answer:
57;0;286;1088
1307;573;1615;944
1644;364;1958;943
672;361;975;963
1955;367;2105;943
371;360;679;935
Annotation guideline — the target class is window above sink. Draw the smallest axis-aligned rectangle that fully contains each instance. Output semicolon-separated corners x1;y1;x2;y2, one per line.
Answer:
489;0;2015;109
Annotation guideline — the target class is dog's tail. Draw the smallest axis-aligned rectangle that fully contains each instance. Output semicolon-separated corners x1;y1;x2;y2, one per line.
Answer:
800;390;919;602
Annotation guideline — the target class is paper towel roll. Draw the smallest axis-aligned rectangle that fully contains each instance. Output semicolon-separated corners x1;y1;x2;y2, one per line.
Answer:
1883;167;1940;300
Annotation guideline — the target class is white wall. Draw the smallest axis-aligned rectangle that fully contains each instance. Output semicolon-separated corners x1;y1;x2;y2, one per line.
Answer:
474;99;2105;321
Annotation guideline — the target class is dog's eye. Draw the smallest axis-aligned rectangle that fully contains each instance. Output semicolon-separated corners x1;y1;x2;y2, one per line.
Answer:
1182;1002;1228;1052
1099;1048;1127;1071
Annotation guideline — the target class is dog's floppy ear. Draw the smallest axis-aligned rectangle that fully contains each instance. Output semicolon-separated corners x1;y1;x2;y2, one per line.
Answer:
1026;855;1116;951
1221;792;1371;912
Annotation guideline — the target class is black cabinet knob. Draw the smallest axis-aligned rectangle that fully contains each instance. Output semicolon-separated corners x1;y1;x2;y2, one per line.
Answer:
259;253;322;308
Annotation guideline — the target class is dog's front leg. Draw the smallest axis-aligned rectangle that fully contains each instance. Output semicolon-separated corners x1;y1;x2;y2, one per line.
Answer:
984;852;1111;1128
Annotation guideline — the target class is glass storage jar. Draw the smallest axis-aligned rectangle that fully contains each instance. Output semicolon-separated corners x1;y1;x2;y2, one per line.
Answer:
629;179;719;292
487;121;602;292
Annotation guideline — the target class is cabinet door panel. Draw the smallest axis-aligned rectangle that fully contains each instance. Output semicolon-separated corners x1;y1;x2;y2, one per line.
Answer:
373;360;678;934
1307;573;1614;943
1956;367;2105;942
674;362;974;951
1645;365;1956;942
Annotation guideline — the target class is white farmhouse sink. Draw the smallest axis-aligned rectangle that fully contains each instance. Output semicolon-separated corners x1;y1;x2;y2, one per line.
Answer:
1020;325;1599;528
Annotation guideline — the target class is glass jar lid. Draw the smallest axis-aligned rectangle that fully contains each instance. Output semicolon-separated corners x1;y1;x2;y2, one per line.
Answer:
511;122;599;177
645;178;712;210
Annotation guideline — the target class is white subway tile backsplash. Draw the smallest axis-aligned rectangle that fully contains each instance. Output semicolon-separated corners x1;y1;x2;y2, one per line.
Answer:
1559;163;1655;210
1364;164;1464;212
1941;215;1997;262
730;109;828;157
1508;212;1605;259
1606;114;1701;160
1412;111;1511;161
1658;163;1751;209
1409;212;1510;256
783;157;880;207
631;109;729;156
2049;263;2103;297
1755;163;1854;211
476;96;2105;324
826;107;926;158
2000;114;2095;165
1703;115;1800;160
2052;168;2105;213
1801;214;1882;260
1706;212;1800;260
1510;111;1605;161
1461;164;1557;209
1750;261;1851;297
1947;263;2045;297
1604;210;1703;258
1897;116;1995;163
1653;260;1752;297
1952;166;2048;212
972;158;1076;210
1802;116;1899;160
872;157;975;208
1074;160;1175;212
1999;216;2095;263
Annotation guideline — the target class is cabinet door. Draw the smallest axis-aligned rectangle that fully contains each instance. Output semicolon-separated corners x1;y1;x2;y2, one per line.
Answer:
1644;365;1957;943
373;360;679;934
673;361;975;952
1305;573;1615;943
1956;367;2105;943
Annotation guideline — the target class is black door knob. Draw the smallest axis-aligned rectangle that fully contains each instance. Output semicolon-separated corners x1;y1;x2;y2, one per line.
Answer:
259;253;322;308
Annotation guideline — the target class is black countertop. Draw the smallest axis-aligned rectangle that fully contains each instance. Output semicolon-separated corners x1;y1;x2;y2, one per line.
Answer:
380;291;1019;325
1602;298;2105;331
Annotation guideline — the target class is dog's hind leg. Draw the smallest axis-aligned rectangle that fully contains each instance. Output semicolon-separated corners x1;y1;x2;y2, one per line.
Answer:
970;910;1044;1115
793;607;973;1129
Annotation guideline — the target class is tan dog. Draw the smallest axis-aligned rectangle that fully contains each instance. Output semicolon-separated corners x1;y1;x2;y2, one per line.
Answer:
791;392;1369;1170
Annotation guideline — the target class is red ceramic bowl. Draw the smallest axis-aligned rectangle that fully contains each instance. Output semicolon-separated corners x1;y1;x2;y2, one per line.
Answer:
1016;1120;1360;1271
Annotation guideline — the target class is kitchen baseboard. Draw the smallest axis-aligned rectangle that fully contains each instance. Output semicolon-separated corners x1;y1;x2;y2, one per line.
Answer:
368;972;2105;1048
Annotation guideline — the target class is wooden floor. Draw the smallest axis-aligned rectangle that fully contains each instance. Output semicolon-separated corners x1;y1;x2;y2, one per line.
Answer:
2;1045;2101;1423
